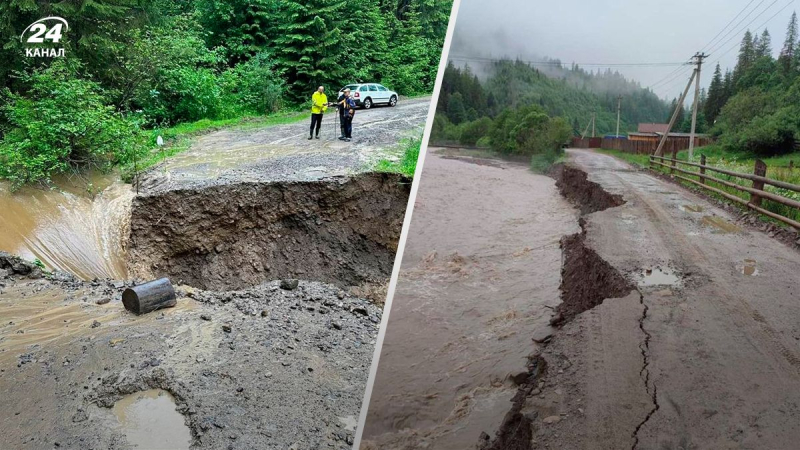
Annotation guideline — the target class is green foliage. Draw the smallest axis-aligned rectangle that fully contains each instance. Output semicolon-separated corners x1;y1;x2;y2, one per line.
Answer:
459;117;492;146
374;137;421;177
0;0;451;185
0;62;145;186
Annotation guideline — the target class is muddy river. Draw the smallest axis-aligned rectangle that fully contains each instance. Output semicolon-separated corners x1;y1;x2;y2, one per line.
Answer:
360;150;579;449
0;173;132;280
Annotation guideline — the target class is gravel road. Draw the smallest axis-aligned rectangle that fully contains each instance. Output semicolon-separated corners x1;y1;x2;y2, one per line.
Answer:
140;97;430;194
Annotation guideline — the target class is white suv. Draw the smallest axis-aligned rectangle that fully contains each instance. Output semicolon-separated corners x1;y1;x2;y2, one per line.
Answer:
338;83;398;109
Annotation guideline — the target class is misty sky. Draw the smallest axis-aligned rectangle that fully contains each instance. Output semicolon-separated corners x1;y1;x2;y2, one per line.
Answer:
449;0;797;102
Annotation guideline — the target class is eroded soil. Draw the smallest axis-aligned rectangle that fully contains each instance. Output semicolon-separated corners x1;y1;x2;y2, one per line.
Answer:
482;149;800;450
358;151;579;450
0;253;381;449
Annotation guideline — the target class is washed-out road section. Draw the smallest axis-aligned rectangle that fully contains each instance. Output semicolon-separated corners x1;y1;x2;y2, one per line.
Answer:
496;149;800;450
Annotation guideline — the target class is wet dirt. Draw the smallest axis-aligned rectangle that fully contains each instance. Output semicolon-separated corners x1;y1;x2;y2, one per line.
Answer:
701;214;741;234
0;258;382;449
127;172;410;291
0;173;132;280
111;389;192;450
0;100;425;449
359;151;579;450
511;149;800;450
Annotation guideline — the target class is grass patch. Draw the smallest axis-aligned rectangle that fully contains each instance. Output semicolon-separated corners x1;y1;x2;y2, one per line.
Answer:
120;110;306;182
530;148;566;173
374;137;421;177
596;149;651;168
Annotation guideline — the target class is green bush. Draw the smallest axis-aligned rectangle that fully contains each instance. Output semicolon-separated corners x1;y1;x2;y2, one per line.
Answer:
0;62;146;186
459;117;493;146
220;52;285;116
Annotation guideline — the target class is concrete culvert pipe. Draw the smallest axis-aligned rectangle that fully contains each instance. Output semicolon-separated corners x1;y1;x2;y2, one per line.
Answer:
122;278;177;314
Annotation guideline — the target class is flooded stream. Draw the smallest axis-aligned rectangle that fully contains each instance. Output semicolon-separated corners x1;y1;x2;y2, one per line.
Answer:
361;151;579;449
0;173;132;280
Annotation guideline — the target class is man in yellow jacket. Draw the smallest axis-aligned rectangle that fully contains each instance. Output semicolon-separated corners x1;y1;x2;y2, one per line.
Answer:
309;86;328;140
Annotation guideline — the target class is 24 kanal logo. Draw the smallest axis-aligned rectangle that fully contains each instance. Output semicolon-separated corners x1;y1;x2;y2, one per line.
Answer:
20;17;68;58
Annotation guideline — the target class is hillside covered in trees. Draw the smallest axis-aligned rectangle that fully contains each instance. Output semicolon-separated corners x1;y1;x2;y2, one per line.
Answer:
0;0;451;185
704;12;800;156
431;59;671;167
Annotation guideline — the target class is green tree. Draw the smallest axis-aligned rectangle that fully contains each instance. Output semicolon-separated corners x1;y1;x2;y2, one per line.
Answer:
779;12;798;74
756;29;773;58
704;63;725;125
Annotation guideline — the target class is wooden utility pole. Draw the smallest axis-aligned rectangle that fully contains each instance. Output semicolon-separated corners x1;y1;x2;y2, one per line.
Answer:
592;112;596;138
688;52;706;161
653;68;696;157
615;95;622;137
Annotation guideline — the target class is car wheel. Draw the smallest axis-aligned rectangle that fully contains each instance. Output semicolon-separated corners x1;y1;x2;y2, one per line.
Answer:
389;95;397;107
363;98;372;109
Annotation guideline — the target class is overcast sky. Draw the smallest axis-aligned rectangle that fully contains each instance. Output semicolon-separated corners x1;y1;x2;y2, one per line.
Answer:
449;0;797;102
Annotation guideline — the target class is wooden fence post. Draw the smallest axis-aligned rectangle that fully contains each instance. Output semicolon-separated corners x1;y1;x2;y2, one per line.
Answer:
751;159;767;206
699;154;706;185
670;146;678;174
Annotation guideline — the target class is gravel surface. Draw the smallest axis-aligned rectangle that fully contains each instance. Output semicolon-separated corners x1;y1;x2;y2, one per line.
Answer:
139;98;430;194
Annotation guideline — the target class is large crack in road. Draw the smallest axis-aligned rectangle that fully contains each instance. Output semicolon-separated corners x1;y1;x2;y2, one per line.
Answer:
484;148;800;450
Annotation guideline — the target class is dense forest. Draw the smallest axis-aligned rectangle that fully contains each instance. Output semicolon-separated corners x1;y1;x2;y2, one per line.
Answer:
431;59;671;168
0;0;451;185
704;12;800;156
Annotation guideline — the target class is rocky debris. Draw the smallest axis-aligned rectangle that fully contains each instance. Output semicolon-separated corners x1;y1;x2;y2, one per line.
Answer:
0;268;383;450
0;251;42;279
280;279;299;291
542;415;562;424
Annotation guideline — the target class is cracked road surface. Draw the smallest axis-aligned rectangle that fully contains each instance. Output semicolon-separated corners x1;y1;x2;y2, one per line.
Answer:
531;149;800;449
139;97;430;194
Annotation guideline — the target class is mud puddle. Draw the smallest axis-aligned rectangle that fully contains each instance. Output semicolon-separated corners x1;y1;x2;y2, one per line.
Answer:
739;259;759;276
112;389;192;449
361;152;579;450
702;215;741;233
681;204;704;213
638;267;681;287
0;173;131;280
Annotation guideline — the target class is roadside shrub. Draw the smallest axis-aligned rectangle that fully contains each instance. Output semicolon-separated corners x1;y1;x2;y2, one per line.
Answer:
221;52;285;115
0;62;145;186
459;117;493;146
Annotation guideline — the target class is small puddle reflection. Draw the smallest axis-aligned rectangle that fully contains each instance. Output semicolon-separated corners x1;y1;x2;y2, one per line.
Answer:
681;204;704;213
701;215;740;234
740;259;759;276
112;389;191;449
638;267;681;287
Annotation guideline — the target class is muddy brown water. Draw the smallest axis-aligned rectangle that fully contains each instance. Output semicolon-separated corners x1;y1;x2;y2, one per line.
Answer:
360;151;579;449
111;389;192;449
0;173;132;280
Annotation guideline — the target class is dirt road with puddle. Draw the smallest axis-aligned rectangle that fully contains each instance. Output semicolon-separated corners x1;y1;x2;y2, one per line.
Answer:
483;148;800;450
359;150;579;449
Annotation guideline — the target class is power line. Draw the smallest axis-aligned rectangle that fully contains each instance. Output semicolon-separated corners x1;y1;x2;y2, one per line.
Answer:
704;0;770;53
700;0;759;52
447;55;687;67
706;0;782;55
647;62;693;90
710;0;794;65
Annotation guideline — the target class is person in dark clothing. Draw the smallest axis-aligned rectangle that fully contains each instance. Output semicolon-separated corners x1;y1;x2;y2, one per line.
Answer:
336;88;350;139
339;92;356;142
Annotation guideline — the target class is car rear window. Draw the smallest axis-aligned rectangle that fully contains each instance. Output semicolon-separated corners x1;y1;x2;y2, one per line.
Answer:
342;85;359;91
